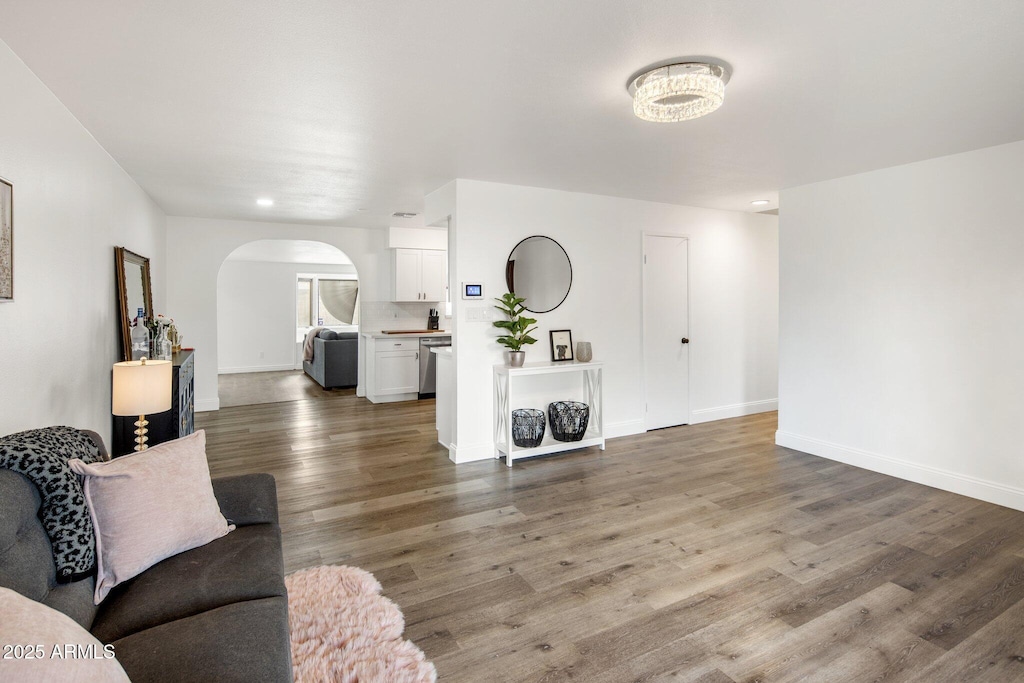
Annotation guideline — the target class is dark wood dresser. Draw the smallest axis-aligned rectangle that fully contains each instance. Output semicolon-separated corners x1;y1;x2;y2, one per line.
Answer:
112;349;195;457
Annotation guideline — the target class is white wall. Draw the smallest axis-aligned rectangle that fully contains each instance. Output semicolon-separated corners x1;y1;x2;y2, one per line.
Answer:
216;259;356;373
430;179;779;463
0;39;166;441
778;140;1024;511
166;217;386;411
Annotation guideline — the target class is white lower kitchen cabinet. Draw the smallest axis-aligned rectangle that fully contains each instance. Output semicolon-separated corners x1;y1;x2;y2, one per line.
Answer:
375;350;418;394
364;336;420;403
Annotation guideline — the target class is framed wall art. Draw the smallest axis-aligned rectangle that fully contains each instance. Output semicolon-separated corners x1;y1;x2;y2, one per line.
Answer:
550;329;574;362
0;177;11;302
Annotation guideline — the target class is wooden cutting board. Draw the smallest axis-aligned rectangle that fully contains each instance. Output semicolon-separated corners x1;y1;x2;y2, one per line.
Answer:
381;330;445;334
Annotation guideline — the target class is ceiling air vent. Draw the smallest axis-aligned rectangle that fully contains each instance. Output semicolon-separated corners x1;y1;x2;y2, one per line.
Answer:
392;212;418;218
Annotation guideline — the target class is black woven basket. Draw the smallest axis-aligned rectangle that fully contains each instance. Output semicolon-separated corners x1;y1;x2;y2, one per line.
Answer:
547;401;590;442
511;409;546;448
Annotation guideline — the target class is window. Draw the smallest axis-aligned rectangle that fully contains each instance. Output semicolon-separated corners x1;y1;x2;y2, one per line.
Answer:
296;278;312;327
297;276;359;327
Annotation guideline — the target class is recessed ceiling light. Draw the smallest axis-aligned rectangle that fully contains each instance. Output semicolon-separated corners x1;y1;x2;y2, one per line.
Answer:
751;199;770;206
628;61;731;123
256;198;274;207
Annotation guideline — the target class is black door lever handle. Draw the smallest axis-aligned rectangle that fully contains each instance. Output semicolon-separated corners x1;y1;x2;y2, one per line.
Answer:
681;338;689;344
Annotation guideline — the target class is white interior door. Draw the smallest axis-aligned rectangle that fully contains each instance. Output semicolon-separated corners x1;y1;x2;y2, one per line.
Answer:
643;234;690;430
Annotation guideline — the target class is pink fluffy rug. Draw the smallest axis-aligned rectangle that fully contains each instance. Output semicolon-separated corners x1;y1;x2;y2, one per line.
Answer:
286;565;437;683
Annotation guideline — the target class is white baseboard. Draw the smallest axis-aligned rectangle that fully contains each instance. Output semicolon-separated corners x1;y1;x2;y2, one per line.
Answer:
449;441;495;464
775;430;1024;512
605;419;646;439
690;398;778;424
195;398;220;413
218;364;296;374
365;392;418;404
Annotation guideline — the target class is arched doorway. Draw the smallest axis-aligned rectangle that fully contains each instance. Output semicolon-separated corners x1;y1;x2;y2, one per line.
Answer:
215;239;358;407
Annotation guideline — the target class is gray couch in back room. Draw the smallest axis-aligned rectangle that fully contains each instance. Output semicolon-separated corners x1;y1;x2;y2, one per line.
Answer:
0;431;292;682
304;329;358;389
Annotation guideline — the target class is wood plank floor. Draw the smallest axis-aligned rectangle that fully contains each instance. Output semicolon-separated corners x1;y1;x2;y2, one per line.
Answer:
198;390;1024;682
218;369;330;408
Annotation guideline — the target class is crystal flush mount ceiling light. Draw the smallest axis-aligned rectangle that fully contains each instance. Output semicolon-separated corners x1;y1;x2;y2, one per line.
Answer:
628;61;731;123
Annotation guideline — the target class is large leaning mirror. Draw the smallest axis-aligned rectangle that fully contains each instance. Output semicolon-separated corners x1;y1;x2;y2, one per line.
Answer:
115;247;153;361
505;236;572;313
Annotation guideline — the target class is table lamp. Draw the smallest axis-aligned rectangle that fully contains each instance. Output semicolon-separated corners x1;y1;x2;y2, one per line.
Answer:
112;357;172;452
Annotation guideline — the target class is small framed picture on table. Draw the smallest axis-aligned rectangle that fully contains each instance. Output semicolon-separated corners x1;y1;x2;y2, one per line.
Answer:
550;330;574;362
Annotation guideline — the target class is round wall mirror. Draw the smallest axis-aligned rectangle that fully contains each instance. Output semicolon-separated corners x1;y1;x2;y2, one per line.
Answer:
505;236;572;313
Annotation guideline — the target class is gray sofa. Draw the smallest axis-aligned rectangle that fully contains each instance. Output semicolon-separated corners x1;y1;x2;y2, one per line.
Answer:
0;431;292;682
304;330;358;389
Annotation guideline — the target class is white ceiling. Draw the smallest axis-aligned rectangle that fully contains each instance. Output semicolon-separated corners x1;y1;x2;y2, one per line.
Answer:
225;240;352;265
2;1;1022;227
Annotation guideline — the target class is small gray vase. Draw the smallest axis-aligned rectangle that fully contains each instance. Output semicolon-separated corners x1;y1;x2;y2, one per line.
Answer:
508;351;526;367
576;341;593;362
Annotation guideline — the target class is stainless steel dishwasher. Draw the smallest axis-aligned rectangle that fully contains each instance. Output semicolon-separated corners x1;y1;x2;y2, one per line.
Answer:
418;335;452;399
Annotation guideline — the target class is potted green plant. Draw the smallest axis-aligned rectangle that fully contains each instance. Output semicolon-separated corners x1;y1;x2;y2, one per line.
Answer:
493;292;538;367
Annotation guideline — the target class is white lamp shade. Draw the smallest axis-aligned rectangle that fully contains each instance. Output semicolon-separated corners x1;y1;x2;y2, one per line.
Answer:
112;360;172;416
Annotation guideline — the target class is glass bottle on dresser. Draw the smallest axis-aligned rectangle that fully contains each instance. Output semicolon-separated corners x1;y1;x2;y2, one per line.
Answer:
131;308;150;360
155;325;172;360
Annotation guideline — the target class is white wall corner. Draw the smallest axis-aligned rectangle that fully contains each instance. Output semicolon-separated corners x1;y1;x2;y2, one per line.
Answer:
195;398;221;413
690;399;778;424
775;430;1024;513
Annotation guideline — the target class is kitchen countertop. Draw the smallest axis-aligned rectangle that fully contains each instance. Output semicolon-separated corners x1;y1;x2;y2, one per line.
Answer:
362;330;451;339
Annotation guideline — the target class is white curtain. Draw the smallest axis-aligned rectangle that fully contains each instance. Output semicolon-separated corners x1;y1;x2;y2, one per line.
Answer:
319;280;359;324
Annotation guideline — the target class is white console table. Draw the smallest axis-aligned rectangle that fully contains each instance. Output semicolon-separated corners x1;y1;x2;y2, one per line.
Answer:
493;361;604;467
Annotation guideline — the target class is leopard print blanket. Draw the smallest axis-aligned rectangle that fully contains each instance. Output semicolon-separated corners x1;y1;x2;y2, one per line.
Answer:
0;426;104;583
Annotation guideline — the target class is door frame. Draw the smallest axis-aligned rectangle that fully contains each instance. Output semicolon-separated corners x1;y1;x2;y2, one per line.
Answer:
640;231;692;431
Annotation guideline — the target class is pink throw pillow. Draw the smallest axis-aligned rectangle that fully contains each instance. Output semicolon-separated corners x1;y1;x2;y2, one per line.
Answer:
0;587;131;682
70;430;234;604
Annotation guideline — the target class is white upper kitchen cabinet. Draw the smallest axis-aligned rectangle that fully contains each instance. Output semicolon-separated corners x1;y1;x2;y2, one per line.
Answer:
391;248;447;302
420;250;447;301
